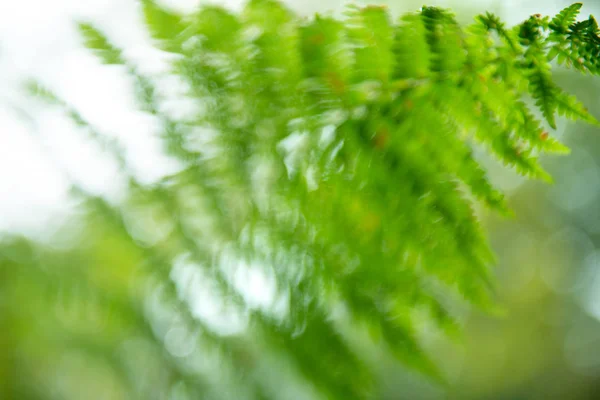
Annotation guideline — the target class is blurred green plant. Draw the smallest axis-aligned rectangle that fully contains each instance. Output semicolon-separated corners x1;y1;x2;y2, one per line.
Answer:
2;1;600;399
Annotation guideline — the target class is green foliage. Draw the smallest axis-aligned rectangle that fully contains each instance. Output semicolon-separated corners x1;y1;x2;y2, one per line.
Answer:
141;0;188;52
78;23;125;65
549;2;582;33
2;2;600;399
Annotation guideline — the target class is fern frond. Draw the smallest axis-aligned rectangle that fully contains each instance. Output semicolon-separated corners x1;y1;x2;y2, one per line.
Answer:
78;23;124;64
393;13;431;79
8;2;600;399
522;40;560;128
548;5;600;75
141;0;187;53
549;2;583;33
554;87;600;125
345;5;394;83
420;6;466;74
242;0;303;90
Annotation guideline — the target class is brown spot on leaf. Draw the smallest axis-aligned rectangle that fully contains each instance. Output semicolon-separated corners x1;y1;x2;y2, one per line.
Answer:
309;33;325;45
373;128;390;149
325;72;346;94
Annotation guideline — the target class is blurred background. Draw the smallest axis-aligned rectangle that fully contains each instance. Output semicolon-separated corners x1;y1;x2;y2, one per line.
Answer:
2;0;600;399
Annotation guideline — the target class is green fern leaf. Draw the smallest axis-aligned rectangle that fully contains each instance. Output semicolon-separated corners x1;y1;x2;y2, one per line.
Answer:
549;3;582;33
345;5;394;83
141;0;187;52
421;6;466;74
393;13;431;79
555;88;600;125
78;23;124;64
